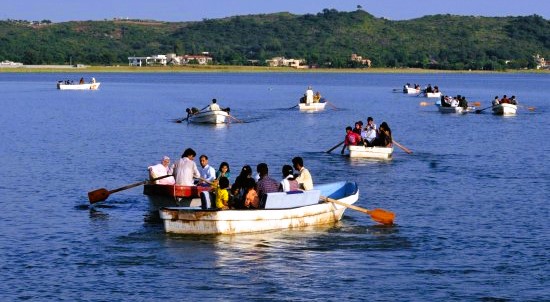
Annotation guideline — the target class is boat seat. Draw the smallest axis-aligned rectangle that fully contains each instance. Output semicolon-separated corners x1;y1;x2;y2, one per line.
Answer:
261;190;321;209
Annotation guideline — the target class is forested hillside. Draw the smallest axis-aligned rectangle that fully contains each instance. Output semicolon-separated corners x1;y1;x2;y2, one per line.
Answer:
1;9;548;70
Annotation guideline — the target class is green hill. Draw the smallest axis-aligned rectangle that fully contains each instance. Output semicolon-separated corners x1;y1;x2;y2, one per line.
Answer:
1;9;548;70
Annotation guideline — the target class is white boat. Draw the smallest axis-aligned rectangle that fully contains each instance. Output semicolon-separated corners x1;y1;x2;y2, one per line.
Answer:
403;87;420;94
492;103;517;116
143;183;211;208
436;104;476;114
347;145;393;159
424;92;442;98
299;102;326;111
57;82;100;90
159;181;359;235
187;110;229;124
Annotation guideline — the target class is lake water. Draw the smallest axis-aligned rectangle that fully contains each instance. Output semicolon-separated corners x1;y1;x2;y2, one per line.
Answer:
0;72;548;301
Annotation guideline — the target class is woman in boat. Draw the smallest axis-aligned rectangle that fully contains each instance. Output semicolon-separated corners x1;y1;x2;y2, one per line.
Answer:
231;165;253;206
216;162;231;182
279;165;299;192
373;122;393;147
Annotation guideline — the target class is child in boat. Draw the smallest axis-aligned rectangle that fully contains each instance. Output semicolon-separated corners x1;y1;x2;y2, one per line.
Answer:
215;177;230;210
243;178;260;209
216;162;231;182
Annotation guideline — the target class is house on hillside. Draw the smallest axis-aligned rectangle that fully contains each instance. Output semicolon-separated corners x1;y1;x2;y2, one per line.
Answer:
265;57;306;68
534;54;548;70
128;55;167;66
129;53;213;66
350;54;371;67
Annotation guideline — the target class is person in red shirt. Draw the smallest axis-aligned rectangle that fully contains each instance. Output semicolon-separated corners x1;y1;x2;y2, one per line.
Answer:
341;126;362;154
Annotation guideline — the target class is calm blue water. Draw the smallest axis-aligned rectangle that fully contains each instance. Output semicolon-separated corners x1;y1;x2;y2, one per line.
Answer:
0;72;548;301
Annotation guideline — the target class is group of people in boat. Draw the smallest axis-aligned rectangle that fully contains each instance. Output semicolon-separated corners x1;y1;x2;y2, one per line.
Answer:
440;95;469;108
492;95;517;106
424;84;440;93
148;149;314;210
299;86;324;104
57;77;96;85
341;117;393;154
185;98;230;116
403;83;422;91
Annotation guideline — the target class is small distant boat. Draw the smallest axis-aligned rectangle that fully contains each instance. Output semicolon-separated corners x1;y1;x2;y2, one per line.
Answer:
403;87;420;94
347;145;393;159
436;104;476;114
159;181;359;235
299;102;327;111
187;110;230;124
492;103;517;116
143;184;211;208
57;81;100;90
424;92;441;98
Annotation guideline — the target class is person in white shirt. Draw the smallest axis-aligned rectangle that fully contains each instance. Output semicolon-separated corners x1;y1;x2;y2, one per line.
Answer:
305;86;314;104
172;148;200;186
148;156;175;185
362;117;377;146
292;156;313;191
209;98;221;111
198;154;216;185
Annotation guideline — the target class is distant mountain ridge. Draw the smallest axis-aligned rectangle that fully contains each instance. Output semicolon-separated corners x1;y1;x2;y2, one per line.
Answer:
1;9;548;70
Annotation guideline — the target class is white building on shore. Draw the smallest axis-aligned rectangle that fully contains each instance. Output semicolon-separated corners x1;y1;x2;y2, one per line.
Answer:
128;53;213;66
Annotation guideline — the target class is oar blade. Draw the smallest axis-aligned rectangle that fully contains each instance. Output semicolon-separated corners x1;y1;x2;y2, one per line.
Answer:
368;208;395;225
88;188;110;204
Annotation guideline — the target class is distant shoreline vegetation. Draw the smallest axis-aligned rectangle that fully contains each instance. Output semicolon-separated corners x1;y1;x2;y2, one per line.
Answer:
0;9;548;71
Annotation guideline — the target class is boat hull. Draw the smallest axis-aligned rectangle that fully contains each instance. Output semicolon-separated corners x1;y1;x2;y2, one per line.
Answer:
188;110;229;124
404;87;420;94
348;145;393;159
299;102;326;111
57;83;100;90
159;181;359;234
437;104;475;114
424;92;441;98
492;103;517;116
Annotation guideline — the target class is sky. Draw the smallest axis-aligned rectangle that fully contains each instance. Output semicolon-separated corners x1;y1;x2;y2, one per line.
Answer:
2;0;549;22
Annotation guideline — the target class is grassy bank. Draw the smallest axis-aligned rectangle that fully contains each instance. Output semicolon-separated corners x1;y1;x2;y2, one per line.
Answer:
1;65;548;74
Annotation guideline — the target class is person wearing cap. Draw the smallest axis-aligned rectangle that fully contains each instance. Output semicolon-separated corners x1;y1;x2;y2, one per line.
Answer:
198;154;216;185
148;156;175;185
292;157;313;191
172;148;200;186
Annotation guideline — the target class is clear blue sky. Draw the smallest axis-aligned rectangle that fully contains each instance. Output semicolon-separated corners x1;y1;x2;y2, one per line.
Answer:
2;0;549;22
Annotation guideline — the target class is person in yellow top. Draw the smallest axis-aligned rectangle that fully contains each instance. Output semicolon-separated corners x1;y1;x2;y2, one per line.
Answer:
313;91;321;103
215;176;230;210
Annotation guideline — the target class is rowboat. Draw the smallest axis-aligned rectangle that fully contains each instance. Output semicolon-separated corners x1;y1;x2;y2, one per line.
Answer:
436;104;476;114
347;145;393;159
424;92;442;98
187;110;229;124
492;103;517;116
57;82;100;90
143;184;211;208
159;181;359;234
299;102;326;111
404;87;420;94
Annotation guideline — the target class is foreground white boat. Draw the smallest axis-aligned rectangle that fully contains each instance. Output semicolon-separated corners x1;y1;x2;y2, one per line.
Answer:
348;145;393;159
57;82;100;90
299;102;327;111
492;103;517;116
436;104;476;114
159;181;359;234
187;110;229;124
424;92;442;98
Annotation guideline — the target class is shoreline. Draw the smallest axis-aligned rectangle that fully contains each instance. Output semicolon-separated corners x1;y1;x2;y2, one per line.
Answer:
1;65;548;74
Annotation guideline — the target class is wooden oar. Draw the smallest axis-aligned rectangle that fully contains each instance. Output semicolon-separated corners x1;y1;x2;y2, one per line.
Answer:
228;114;243;123
326;141;344;153
325;101;338;110
419;101;432;106
321;196;395;225
475;105;494;114
88;175;172;204
470;101;481;107
286;104;299;110
393;140;412;154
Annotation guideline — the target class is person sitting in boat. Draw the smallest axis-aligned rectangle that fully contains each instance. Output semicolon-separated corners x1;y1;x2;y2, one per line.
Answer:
440;95;451;107
256;163;279;199
148;156;175;185
450;96;459;107
292;157;313;191
403;83;410;92
373;122;393;147
362;117;377;146
510;95;517;105
341;126;362;154
230;165;253;207
492;96;500;106
243;178;260;209
305;86;314;104
500;95;510;104
91;77;96;83
216;162;231;183
458;96;468;109
299;94;306;104
79;77;85;84
279;165;299;192
198;155;216;186
433;85;440;93
353;121;363;137
215;176;230;210
313;91;322;103
209;98;221;111
425;84;433;93
172;148;200;186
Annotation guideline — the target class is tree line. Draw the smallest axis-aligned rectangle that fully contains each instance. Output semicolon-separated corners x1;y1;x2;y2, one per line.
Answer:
0;9;548;70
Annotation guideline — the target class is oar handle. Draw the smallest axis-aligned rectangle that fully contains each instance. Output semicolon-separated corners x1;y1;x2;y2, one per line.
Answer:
109;174;172;194
326;141;344;153
323;196;371;214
